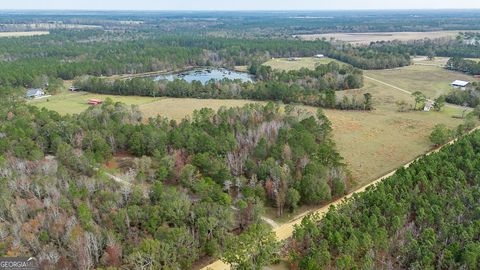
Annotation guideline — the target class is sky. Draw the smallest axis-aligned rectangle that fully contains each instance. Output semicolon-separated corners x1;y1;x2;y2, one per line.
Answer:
2;0;480;11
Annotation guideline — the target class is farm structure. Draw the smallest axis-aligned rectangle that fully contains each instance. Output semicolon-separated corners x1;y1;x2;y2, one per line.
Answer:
88;99;103;105
451;80;470;89
26;88;45;99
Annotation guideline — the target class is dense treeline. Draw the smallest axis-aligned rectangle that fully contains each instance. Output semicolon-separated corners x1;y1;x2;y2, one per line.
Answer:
368;33;480;60
0;29;413;88
3;10;480;37
446;57;480;75
290;131;480;269
75;62;372;110
0;92;348;269
445;81;480;108
326;45;412;70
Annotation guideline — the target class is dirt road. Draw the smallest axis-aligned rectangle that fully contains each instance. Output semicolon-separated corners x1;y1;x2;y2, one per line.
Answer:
364;75;464;109
200;126;480;270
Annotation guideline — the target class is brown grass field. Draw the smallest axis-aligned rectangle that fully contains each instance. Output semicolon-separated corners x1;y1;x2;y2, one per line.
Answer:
298;30;468;44
0;31;49;37
364;64;478;99
262;57;339;71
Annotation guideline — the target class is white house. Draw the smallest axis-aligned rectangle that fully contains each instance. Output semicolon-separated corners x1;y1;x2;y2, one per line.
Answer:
26;88;45;99
315;54;325;58
451;80;470;89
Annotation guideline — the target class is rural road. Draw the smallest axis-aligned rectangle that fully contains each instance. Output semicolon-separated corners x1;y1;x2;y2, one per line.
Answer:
200;125;480;270
364;75;413;95
364;75;465;110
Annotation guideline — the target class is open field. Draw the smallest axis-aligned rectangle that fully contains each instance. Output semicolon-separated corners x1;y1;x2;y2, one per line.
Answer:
412;56;450;67
298;30;467;44
263;57;339;71
140;98;259;120
0;31;49;37
364;64;478;99
29;91;159;115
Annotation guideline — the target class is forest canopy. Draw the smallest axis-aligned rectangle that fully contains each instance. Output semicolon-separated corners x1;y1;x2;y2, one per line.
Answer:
290;131;480;270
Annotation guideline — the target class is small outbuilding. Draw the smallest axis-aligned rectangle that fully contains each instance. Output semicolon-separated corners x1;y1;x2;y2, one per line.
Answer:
423;101;434;112
451;80;470;89
315;54;325;58
26;88;45;99
88;99;103;105
69;86;81;91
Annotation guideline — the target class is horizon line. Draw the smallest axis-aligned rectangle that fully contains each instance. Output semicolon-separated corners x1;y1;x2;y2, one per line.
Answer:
1;8;480;12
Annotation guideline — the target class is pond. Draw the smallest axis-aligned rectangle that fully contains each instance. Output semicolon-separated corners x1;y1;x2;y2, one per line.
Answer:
154;68;254;84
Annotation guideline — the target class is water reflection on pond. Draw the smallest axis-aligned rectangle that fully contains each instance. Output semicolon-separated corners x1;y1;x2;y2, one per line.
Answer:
154;68;254;84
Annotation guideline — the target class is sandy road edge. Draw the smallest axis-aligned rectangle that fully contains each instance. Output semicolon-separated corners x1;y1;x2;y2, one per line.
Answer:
200;125;480;270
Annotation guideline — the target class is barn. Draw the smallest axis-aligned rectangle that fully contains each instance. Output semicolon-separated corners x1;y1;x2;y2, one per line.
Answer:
88;99;103;105
451;80;470;89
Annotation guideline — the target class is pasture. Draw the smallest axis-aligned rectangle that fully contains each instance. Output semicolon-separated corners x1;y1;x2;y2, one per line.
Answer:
364;64;478;99
262;57;338;71
412;56;450;67
29;91;159;115
298;30;466;44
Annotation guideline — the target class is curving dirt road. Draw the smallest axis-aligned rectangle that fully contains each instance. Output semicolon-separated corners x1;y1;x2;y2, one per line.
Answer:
363;75;465;109
200;126;480;270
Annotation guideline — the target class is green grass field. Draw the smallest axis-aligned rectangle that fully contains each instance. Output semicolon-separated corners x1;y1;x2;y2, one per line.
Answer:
30;91;161;115
364;65;477;99
262;57;339;71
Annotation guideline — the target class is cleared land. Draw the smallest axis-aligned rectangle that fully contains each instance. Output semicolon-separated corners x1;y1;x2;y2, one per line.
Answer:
0;31;49;37
29;92;159;115
364;64;478;99
412;56;450;67
262;57;338;71
140;98;258;120
298;30;467;44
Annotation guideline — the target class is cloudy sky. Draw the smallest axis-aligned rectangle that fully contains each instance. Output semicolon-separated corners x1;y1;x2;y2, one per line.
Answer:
2;0;480;10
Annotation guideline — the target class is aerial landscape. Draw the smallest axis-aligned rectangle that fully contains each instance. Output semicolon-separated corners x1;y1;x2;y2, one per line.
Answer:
0;1;480;270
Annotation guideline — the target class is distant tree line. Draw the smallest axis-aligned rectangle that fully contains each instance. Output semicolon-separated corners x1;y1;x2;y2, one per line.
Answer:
368;34;480;60
326;44;412;70
446;57;480;75
0;30;416;89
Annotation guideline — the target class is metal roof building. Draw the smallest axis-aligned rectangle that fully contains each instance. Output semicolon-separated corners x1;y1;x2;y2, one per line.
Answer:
26;88;45;98
451;80;470;88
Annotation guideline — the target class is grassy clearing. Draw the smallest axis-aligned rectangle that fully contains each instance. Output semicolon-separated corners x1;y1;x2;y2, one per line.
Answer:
364;65;478;99
262;57;339;71
140;98;260;120
29;91;159;115
412;56;450;67
298;30;466;44
0;31;49;37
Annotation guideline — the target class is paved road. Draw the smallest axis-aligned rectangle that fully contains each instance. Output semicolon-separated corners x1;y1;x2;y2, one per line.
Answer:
200;126;480;270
